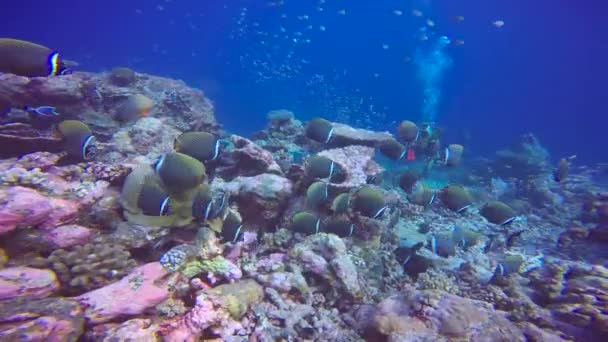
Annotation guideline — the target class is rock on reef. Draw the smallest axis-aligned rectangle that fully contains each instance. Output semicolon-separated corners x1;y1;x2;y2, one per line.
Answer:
105;117;182;164
317;145;384;191
0;267;59;300
0;186;52;235
86;318;161;341
329;123;394;147
75;262;169;324
217;135;283;178
0;297;84;341
213;173;293;227
365;289;525;341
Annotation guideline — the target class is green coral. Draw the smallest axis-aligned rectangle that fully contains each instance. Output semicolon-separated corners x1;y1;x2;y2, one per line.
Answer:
182;255;234;278
209;279;264;319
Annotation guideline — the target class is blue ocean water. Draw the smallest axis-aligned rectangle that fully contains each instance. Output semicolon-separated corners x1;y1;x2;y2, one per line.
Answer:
3;0;606;163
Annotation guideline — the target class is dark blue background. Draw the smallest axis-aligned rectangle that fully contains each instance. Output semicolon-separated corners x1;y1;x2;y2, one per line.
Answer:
2;0;605;163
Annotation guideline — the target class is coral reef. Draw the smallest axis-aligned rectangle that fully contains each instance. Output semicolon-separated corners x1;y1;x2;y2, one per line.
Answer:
0;66;605;341
528;261;608;336
495;133;551;177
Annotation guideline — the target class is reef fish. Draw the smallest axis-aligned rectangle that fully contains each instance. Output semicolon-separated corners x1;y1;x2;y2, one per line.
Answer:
154;152;206;194
23;106;59;117
116;94;154;121
305;118;334;144
57;120;95;161
352;186;387;219
174;132;221;163
553;157;570;182
222;210;243;243
0;38;69;77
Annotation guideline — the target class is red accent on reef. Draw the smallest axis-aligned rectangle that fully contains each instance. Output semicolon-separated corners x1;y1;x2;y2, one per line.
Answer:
406;148;416;161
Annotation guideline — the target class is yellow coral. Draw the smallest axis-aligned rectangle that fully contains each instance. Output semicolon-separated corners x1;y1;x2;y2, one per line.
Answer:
0;248;7;268
209;279;264;319
416;269;459;294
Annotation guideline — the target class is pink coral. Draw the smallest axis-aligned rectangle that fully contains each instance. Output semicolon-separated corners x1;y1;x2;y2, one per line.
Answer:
38;198;80;230
0;267;59;300
16;152;62;171
76;262;169;324
162;294;227;341
0;315;81;341
43;224;94;248
89;318;160;341
0;187;52;235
